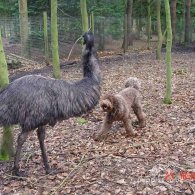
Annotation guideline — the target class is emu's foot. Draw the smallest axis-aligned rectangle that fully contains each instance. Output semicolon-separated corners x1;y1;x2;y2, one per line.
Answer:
12;168;27;177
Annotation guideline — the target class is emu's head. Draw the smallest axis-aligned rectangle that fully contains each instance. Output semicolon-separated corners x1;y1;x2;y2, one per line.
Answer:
83;31;94;49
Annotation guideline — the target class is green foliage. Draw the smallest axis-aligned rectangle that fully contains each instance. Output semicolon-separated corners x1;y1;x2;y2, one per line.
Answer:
109;18;123;39
76;117;88;125
0;126;14;161
89;0;125;17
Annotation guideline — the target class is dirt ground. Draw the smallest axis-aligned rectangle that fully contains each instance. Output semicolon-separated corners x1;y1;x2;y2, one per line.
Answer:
0;48;195;194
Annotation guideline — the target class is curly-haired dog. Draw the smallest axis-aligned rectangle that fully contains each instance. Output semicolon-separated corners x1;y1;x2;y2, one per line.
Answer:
95;77;146;141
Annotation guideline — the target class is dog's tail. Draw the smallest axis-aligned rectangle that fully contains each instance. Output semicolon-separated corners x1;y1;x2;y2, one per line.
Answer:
124;77;141;90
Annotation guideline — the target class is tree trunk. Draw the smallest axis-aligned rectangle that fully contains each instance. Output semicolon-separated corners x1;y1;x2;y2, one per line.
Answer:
98;17;105;51
171;0;177;44
18;0;30;57
184;0;191;44
156;0;163;59
122;0;133;48
124;14;128;53
0;30;14;160
163;0;173;104
80;0;89;33
51;0;61;79
90;12;94;33
147;0;151;49
126;0;133;46
43;11;49;65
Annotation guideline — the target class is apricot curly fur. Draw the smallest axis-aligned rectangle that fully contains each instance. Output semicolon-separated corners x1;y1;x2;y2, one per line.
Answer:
95;77;146;141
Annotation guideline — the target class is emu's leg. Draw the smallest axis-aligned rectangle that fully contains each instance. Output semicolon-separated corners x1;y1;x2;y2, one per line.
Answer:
132;105;146;128
95;116;113;141
37;126;50;174
13;131;29;176
122;118;135;137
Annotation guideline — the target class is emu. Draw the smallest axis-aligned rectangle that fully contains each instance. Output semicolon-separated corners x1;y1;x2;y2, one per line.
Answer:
0;31;101;176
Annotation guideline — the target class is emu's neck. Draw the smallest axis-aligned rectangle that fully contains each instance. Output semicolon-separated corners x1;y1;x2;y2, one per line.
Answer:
82;47;101;83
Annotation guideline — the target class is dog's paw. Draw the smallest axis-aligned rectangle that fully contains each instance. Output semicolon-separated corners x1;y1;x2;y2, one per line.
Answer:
94;133;107;142
125;132;138;138
140;120;146;128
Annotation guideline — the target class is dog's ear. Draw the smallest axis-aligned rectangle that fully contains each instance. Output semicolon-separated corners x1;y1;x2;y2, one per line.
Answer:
100;99;113;112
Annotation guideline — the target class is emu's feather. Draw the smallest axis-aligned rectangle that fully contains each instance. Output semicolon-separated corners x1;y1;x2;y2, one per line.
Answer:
0;31;101;175
0;31;101;131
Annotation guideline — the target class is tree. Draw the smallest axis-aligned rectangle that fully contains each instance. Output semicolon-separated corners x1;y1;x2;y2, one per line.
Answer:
0;30;14;160
171;0;177;44
80;0;89;32
184;0;191;44
126;0;133;46
147;0;151;49
123;14;128;53
122;0;133;49
163;0;173;104
51;0;61;79
97;17;105;51
156;0;163;59
89;11;94;33
18;0;30;57
43;11;49;65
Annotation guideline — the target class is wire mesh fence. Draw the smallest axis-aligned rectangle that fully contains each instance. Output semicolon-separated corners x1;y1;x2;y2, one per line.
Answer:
1;15;194;65
0;15;125;64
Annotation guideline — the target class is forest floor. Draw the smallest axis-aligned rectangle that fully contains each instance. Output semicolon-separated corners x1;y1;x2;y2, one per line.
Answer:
0;48;195;194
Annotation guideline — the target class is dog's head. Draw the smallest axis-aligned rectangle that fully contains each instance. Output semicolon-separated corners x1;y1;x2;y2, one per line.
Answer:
100;99;113;112
100;94;119;112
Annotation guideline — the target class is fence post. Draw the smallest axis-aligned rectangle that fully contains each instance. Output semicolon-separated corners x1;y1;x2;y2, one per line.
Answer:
124;14;128;53
90;12;94;33
43;11;49;65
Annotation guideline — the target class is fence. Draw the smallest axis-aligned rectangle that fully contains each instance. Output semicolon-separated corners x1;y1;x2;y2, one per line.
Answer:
0;15;194;64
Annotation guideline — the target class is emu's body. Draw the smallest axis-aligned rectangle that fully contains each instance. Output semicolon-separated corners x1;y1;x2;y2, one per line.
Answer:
0;31;101;175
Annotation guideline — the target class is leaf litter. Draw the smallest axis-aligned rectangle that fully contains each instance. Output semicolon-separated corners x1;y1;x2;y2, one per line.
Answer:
0;49;195;194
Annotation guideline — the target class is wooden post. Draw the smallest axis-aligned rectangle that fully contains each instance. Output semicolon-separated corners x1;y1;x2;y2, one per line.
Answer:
124;14;128;53
43;11;49;65
51;0;61;79
0;30;14;160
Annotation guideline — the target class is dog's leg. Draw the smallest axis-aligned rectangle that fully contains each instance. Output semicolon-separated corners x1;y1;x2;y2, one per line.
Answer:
95;115;113;141
123;117;135;137
132;104;146;128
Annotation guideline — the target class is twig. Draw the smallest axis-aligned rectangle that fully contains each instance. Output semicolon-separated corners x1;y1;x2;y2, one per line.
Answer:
111;153;159;160
128;141;160;148
158;181;182;193
5;173;27;180
24;152;34;166
187;182;195;194
186;141;195;145
60;61;77;67
84;154;109;162
57;8;76;18
168;161;195;171
6;172;59;190
66;36;82;61
51;152;87;195
9;53;39;64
